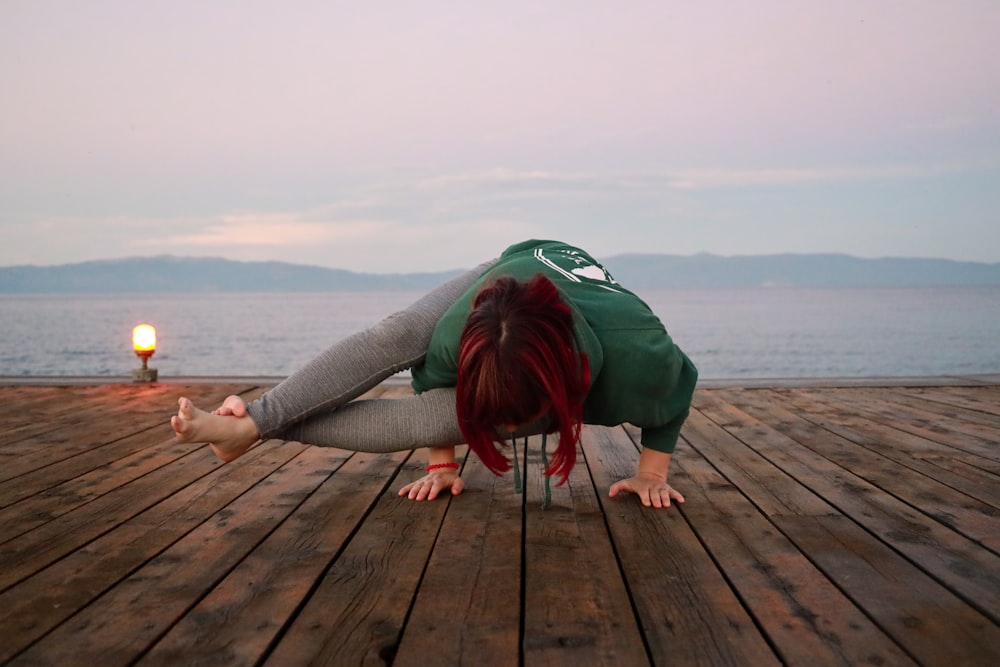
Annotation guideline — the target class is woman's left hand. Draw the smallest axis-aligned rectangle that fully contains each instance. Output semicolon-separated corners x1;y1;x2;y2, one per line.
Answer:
609;473;684;509
398;470;465;501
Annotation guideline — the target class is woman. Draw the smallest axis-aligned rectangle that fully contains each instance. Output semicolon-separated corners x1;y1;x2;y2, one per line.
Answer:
172;239;697;509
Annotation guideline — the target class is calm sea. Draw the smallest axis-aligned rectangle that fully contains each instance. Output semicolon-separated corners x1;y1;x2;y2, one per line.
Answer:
2;287;999;379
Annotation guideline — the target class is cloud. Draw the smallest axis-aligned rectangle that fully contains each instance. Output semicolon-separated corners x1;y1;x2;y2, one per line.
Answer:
2;156;995;271
411;162;976;199
417;168;610;192
121;199;541;271
662;162;972;190
145;216;391;248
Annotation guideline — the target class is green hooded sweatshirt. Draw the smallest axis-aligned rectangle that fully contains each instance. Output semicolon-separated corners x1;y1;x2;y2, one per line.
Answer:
410;239;698;454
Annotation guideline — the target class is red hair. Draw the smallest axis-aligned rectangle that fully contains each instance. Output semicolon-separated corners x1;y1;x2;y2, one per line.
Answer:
455;273;590;484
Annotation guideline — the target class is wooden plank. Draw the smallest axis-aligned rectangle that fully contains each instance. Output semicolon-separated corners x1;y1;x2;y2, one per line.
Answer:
788;384;1000;525
0;383;253;481
0;383;188;450
0;434;198;544
779;387;1000;483
0;439;308;663
876;386;1000;430
7;442;333;666
908;385;1000;416
582;425;781;667
0;443;220;594
0;386;284;590
0;385;115;444
670;444;917;666
796;387;999;463
0;385;132;452
393;448;523;667
262;456;452;666
0;386;267;512
721;388;1000;548
2;381;998;667
521;432;649;666
773;515;1000;666
0;386;72;431
695;390;1000;624
135;449;408;667
775;386;1000;513
836;385;1000;447
683;400;835;518
915;454;1000;506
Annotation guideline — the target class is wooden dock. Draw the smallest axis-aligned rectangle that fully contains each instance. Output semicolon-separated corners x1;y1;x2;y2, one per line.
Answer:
0;378;997;666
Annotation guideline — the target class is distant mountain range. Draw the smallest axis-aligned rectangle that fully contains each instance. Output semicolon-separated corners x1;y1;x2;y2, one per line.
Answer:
1;253;998;293
603;253;1000;289
0;256;463;293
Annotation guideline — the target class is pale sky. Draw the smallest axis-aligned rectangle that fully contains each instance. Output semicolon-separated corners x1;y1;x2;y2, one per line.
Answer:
2;1;998;273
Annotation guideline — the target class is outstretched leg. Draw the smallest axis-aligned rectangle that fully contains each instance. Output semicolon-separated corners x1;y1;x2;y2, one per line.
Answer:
245;258;497;439
172;396;260;462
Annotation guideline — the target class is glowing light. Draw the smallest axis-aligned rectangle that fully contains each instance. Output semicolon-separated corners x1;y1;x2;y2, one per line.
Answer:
131;324;158;382
133;324;156;355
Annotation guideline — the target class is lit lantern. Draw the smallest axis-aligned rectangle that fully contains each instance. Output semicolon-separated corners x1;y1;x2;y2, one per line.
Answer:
132;324;158;382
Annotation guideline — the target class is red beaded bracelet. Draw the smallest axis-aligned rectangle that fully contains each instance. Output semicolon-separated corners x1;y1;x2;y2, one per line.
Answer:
426;462;460;472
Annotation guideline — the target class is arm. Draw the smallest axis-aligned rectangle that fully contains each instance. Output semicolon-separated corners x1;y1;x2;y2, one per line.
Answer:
607;356;696;509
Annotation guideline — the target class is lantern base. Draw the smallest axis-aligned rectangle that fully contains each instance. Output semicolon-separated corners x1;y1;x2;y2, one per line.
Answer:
132;367;158;383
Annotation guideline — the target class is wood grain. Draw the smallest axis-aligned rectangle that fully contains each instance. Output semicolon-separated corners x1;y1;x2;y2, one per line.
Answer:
0;380;997;666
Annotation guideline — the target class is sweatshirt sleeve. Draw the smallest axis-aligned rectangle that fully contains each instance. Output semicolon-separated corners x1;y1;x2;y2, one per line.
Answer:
639;409;690;453
637;352;698;453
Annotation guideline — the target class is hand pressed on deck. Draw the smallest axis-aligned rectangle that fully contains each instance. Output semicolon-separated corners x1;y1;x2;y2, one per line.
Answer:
398;445;465;501
398;469;465;501
609;474;685;508
609;448;685;509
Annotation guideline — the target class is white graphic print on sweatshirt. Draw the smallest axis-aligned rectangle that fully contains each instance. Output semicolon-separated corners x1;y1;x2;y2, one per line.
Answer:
532;248;623;293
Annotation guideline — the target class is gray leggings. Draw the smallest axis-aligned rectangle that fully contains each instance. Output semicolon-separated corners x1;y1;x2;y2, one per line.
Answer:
245;259;498;452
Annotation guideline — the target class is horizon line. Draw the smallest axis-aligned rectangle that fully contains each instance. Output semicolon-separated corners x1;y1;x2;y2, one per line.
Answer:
3;250;999;272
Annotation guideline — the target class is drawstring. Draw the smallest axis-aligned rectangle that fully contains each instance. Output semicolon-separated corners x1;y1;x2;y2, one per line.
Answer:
540;433;551;509
510;434;551;509
511;435;522;494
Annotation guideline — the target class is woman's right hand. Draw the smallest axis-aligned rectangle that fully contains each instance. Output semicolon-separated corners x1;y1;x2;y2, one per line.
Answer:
398;470;465;501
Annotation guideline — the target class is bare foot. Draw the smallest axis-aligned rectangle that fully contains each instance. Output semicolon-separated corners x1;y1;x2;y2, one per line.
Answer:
171;396;260;462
